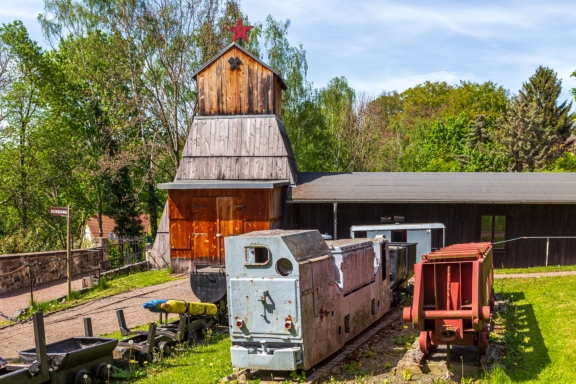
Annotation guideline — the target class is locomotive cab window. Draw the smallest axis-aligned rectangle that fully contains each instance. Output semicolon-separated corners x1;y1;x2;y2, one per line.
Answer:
245;246;270;265
480;215;506;249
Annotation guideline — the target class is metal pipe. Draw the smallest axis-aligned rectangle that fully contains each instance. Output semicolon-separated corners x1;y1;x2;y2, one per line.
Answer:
446;266;451;311
492;236;576;245
32;311;49;376
422;310;474;319
333;202;338;240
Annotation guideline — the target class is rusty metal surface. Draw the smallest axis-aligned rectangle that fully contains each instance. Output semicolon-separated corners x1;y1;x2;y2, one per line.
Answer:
225;230;391;371
326;239;375;294
288;172;576;203
403;243;494;355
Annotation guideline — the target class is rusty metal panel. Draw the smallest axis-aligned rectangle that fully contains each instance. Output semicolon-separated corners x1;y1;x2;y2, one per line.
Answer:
225;229;391;372
312;257;333;317
229;278;299;337
403;242;494;355
326;239;374;295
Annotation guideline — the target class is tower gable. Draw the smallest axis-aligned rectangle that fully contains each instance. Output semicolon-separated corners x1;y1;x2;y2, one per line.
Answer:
193;43;286;119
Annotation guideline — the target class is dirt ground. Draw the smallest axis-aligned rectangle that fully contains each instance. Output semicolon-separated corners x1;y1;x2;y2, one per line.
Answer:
494;270;576;279
0;278;194;359
317;314;422;383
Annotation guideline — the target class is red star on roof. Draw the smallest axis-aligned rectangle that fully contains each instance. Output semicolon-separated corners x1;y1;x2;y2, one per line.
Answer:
228;17;253;44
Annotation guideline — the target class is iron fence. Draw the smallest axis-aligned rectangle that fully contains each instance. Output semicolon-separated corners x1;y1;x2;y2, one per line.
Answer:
99;237;146;272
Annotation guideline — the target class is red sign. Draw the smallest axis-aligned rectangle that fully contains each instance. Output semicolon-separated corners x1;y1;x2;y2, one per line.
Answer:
48;207;68;216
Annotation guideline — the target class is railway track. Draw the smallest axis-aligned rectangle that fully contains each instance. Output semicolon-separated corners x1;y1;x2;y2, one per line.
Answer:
229;300;405;384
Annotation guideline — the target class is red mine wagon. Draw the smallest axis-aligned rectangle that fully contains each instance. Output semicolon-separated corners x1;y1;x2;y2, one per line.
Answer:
403;242;494;355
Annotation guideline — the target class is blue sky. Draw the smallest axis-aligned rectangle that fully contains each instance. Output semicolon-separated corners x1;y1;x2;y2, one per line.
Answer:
3;0;576;105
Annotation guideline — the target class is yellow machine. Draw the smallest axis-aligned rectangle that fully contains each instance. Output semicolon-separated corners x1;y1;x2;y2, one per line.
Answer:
160;300;218;315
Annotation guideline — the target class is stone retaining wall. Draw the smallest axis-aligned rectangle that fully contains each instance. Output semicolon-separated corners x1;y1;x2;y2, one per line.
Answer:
0;249;102;293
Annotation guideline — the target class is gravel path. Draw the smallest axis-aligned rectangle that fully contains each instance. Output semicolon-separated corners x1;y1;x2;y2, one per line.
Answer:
495;270;576;279
0;274;92;320
0;278;194;359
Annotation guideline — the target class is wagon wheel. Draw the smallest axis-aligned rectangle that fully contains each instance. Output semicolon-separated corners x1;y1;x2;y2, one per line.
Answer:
478;330;488;356
74;370;95;384
419;331;431;354
158;341;172;357
96;363;111;383
138;351;153;367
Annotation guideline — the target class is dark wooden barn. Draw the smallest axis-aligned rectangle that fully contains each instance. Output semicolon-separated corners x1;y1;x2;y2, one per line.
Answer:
150;42;576;272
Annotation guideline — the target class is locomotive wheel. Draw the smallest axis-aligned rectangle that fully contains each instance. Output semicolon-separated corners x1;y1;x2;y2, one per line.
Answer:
75;370;94;384
419;331;431;354
187;330;200;343
96;363;111;383
158;341;172;357
478;331;488;356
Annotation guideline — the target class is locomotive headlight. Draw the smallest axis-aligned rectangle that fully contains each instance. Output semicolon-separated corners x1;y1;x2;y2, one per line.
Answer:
276;258;293;276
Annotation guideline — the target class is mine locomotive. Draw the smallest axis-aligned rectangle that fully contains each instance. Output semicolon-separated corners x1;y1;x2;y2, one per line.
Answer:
403;242;494;355
225;229;391;371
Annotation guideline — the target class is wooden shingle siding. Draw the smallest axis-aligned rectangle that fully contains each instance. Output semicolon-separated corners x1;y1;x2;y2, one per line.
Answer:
178;116;297;183
183;117;293;158
196;47;278;116
176;157;296;181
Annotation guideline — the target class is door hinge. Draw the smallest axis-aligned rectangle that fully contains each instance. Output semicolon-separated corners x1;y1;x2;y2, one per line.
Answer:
191;205;207;208
192;233;207;236
229;205;244;209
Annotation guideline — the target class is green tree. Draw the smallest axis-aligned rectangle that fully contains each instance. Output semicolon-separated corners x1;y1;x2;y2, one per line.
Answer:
319;77;355;171
522;66;572;142
492;96;556;172
0;21;91;249
103;167;143;238
263;15;325;172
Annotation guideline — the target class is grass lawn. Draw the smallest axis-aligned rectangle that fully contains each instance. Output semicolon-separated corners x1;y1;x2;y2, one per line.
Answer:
132;333;234;384
485;275;576;383
100;323;237;384
19;270;180;320
494;265;576;274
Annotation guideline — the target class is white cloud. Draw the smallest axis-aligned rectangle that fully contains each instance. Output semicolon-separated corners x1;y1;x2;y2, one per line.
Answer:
0;0;44;20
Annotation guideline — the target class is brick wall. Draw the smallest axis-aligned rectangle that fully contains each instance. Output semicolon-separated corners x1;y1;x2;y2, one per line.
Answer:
0;249;102;293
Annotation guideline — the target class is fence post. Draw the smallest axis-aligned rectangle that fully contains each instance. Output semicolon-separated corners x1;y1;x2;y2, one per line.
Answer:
29;264;33;304
545;238;550;267
67;205;72;297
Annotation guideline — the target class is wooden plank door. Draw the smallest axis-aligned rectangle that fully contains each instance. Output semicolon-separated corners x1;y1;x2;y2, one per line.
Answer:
217;197;244;264
192;197;217;265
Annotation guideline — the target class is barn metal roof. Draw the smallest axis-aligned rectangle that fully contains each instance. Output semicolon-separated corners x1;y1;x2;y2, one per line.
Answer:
158;180;289;189
287;172;576;204
191;42;287;89
351;223;446;231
